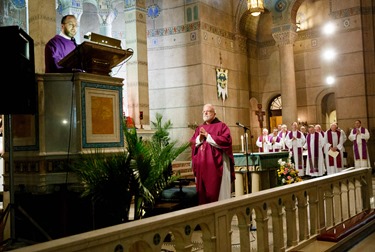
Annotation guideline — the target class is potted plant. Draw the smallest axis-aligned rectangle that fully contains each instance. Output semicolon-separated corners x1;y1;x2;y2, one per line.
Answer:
125;113;190;219
72;113;190;227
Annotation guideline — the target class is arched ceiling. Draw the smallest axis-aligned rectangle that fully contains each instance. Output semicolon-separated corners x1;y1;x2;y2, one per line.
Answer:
238;0;307;43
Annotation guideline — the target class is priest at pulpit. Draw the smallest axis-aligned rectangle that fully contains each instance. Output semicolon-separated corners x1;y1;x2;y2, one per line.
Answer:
45;14;79;73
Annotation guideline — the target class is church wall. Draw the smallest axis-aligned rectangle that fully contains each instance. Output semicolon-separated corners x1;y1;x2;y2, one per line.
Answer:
1;0;373;165
292;0;371;166
147;1;203;146
147;0;249;152
294;1;366;124
244;0;373;166
198;1;249;151
294;45;323;126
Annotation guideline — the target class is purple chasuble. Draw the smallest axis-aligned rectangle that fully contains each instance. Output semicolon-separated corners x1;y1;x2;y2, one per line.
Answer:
45;35;76;73
191;118;235;205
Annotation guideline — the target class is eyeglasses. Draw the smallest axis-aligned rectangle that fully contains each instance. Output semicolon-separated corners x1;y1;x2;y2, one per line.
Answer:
202;110;214;114
64;22;79;28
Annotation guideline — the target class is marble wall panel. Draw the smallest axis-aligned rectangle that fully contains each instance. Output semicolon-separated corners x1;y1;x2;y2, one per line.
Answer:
148;40;201;69
336;96;368;120
199;1;233;30
330;29;363;54
334;74;365;98
294;50;322;71
326;52;364;77
149;64;203;89
331;0;359;10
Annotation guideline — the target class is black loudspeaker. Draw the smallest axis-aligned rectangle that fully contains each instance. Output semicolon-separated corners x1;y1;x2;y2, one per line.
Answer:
0;26;37;114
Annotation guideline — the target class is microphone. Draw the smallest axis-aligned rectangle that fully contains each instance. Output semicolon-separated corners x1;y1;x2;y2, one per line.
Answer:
236;122;249;130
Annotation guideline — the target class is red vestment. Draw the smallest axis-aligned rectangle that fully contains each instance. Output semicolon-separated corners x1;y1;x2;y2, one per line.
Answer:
190;118;235;205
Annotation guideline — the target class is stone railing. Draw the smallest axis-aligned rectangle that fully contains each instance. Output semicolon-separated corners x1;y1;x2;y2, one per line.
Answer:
12;167;374;252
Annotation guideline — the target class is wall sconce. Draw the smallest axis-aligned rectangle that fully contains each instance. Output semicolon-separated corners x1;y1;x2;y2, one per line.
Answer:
248;0;264;17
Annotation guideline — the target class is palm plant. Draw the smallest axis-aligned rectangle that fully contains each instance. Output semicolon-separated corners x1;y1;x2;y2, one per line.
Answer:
125;113;190;219
72;149;134;228
72;113;190;226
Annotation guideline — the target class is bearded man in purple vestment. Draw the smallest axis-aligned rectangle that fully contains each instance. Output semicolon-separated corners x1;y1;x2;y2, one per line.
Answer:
45;14;78;73
348;119;371;168
190;104;235;205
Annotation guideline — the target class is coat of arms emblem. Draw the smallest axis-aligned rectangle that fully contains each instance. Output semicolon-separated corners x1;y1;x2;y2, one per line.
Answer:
216;68;228;101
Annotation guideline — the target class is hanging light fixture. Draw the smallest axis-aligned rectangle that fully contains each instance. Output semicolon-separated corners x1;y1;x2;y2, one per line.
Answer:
248;0;265;16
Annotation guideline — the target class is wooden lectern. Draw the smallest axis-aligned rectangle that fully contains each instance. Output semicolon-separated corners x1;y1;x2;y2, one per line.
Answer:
58;41;133;75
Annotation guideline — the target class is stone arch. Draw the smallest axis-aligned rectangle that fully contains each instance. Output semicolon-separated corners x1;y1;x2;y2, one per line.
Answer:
80;1;100;38
269;94;282;130
290;0;308;24
315;88;335;130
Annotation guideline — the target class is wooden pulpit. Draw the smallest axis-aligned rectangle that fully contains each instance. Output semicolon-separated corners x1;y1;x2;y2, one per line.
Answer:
58;41;133;75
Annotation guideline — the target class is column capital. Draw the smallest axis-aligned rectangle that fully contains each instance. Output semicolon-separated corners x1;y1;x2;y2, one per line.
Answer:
272;25;298;46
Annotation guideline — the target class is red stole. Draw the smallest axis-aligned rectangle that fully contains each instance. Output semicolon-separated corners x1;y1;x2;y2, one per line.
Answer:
307;132;319;172
353;127;367;160
327;130;342;168
288;131;303;169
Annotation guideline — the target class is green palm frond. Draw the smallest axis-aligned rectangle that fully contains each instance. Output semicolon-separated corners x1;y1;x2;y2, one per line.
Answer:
124;114;190;219
73;113;191;223
72;149;134;224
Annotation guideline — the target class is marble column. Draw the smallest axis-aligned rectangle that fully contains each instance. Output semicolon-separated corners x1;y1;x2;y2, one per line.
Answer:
272;28;298;126
28;0;56;73
98;10;116;37
124;1;149;128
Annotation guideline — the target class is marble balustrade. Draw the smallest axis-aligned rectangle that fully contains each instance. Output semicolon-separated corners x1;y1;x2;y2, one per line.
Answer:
12;167;374;252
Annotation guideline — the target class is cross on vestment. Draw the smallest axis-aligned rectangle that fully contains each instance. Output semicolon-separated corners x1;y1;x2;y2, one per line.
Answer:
255;104;265;128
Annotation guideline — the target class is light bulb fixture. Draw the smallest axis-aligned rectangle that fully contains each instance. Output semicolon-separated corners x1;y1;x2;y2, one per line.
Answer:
248;0;265;17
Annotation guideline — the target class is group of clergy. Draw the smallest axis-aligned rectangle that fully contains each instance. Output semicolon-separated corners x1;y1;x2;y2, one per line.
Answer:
256;120;371;177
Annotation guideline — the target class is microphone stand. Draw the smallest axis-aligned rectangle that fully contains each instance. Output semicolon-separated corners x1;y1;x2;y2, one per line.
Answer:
243;128;251;194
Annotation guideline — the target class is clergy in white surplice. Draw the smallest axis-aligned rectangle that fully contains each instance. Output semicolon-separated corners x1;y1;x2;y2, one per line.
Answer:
269;128;283;152
285;122;306;176
348;119;371;168
323;122;346;175
278;124;289;150
256;128;273;153
303;125;326;177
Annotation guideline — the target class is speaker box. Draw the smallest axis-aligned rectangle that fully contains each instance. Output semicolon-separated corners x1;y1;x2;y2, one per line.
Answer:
0;26;37;114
